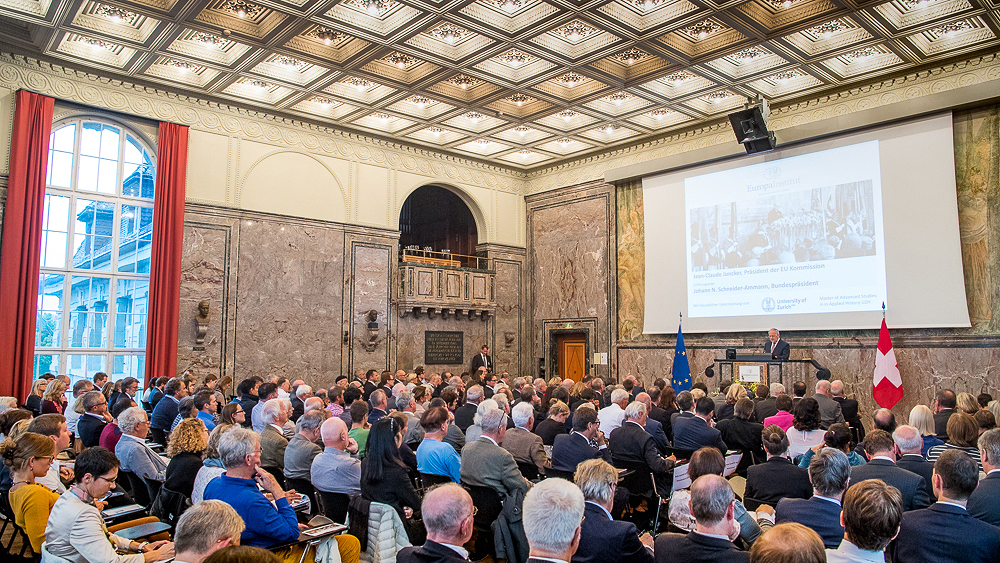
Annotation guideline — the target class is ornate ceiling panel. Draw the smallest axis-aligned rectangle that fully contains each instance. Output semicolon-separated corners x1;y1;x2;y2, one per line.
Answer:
1;0;998;170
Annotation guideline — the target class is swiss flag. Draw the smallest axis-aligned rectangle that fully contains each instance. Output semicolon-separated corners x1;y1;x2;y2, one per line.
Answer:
873;318;904;409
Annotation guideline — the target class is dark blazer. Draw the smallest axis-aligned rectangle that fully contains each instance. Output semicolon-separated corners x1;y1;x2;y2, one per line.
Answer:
398;540;469;563
895;454;935;496
453;403;478;433
672;415;727;455
609;422;673;476
716;418;765;475
933;408;955;440
363;381;377;403
833;396;865;441
470;352;492;373
753;397;778;422
654;531;749;563
150;395;180;431
744;456;812;509
551;432;611;473
237;394;258;428
535;417;569;446
290;396;304;422
572;502;653;563
649;405;676;440
368;408;387;425
889;502;1000;563
361;460;422;539
764;339;790;360
644;417;670;455
775;496;844;549
149;388;165;409
850;459;930;511
670;410;695;433
967;471;1000;526
163;451;203;498
77;413;107;448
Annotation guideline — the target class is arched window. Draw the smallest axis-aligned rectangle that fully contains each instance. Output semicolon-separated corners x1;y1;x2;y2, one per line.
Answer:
34;118;156;386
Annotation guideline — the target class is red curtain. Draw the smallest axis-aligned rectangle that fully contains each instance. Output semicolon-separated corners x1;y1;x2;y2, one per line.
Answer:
0;91;54;400
145;122;188;384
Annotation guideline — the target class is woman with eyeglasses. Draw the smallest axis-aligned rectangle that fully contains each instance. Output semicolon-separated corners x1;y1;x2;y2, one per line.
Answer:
43;446;175;563
221;403;246;426
1;432;59;553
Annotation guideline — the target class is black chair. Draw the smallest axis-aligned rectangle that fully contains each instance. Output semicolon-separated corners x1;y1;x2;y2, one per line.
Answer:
148;427;167;447
463;485;504;560
516;461;538;481
317;490;351;524
419;473;453;487
285;478;318;515
262;466;285;486
0;489;33;558
123;470;152;507
150;486;190;530
649;473;670;535
545;468;575;481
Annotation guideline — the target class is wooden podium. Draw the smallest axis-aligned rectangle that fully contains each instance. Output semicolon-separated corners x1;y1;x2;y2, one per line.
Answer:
712;355;830;386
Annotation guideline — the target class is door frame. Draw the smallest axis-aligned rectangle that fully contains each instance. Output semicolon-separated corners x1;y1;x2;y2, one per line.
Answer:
548;328;590;381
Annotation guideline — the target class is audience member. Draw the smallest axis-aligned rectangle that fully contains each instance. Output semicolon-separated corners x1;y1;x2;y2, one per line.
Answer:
775;448;850;548
349;400;370;456
461;405;530;497
203;546;281;563
172;500;245;563
368;390;389;425
762;395;794;432
464;399;498;444
889;448;1000;563
65;380;93;439
151;378;189;443
850;429;930;511
41;380;68;415
504;402;550;476
597;389;629;436
164;418;210;498
655;475;749;563
908;404;943;456
76;391;110;448
250;383;279;432
609;401;675;494
260;399;290;475
101;397;131;452
235;378;261;428
1;432;59;552
813;381;845;430
417;406;462;483
892;425;934;492
523;479;585;563
634;393;670;454
967;427;1000;526
826;479;903;563
786;398;825;459
397;483;475;563
573;459;654;563
750;523;826;563
745;425;813;509
716;398;765;476
194;390;218;431
28;414;72;493
534;400;570;446
116;407;168;482
193;423;231;503
454;386;482;432
220;403;245;426
284;409;324;482
926;411;983;471
830;380;864;443
672;397;727;455
798;423;864;468
754;383;783;422
957;392;980;415
311;416;361;496
551;406;611;474
24;379;47;416
43;446;175;563
362;417;423;542
932;389;957;440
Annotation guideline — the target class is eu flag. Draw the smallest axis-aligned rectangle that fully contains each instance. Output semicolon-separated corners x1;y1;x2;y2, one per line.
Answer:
672;323;691;393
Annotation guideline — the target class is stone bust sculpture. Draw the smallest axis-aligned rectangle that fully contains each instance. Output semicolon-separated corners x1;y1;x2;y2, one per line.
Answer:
195;301;210;345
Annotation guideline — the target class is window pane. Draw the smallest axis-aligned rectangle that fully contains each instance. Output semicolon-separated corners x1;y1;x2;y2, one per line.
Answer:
48;150;73;188
67;354;107;381
37;273;64;347
34;354;60;380
73;199;114;271
114;279;148;348
111;353;144;382
78;155;99;192
122;163;155;199
99;126;120;160
68;276;110;348
51;123;76;153
119;205;153;273
80;123;102;157
97;157;118;194
41;195;70;268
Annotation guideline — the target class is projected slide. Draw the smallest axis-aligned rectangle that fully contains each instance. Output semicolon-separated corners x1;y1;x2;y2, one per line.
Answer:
685;141;887;318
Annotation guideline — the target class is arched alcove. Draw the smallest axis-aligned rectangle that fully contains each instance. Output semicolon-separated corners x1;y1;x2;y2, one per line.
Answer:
399;185;479;257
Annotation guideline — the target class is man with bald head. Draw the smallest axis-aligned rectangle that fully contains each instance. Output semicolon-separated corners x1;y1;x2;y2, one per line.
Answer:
654;475;748;563
398;484;475;563
813;380;845;430
311;416;361;495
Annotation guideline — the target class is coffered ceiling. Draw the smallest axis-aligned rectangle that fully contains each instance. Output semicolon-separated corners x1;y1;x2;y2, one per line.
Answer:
1;0;998;169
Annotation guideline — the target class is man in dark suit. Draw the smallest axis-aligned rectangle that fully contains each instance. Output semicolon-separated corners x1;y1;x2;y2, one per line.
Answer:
894;425;935;493
290;383;310;422
654;474;749;563
453;385;482;433
362;369;379;403
889;449;1000;563
609;402;675;494
672;397;727;456
236;377;261;428
851;430;930;511
150;377;188;443
830;380;864;442
398;483;475;563
551;407;611;474
753;383;782;422
670;390;696;429
523;478;585;563
572;459;654;563
635;393;670;455
76;391;110;448
470;344;492;374
933;389;957;440
967;427;1000;526
776;448;850;549
764;328;790;360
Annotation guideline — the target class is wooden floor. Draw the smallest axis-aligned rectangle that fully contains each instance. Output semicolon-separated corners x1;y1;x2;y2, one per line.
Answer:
1;517;35;563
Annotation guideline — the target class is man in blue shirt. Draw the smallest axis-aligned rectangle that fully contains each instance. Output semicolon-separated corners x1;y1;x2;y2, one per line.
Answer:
416;406;462;483
150;378;188;444
194;390;218;431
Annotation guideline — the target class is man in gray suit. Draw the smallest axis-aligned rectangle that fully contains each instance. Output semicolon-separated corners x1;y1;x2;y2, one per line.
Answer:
461;404;531;498
503;402;550;476
813;380;845;430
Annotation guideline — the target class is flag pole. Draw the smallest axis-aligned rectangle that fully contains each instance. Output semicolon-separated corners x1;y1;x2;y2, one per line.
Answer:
882;301;885;320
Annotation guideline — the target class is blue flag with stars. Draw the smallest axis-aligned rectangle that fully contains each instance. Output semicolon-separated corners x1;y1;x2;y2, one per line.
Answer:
672;323;691;393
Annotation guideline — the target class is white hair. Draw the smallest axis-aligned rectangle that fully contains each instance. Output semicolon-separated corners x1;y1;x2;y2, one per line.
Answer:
611;389;629;404
473;399;499;427
118;407;148;434
624;401;646;420
770;383;785;395
481;406;507;433
512;402;535;428
263;398;284;423
295;385;312;399
523;479;585;553
219;427;260;469
466;385;484;403
304;397;324;412
893;425;923;452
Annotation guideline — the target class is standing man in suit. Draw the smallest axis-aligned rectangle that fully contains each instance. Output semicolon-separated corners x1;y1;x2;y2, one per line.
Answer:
889;449;1000;563
551;406;612;473
933;389;957;440
893;425;935;493
776;448;850;549
470;344;492;375
826;480;903;563
572;459;654;563
850;430;930;511
968;427;1000;526
672;397;728;455
397;483;475;563
654;475;749;563
813;381;845;430
764;328;790;360
523;478;585;563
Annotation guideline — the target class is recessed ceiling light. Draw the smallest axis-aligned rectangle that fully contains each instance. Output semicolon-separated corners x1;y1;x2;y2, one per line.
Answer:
222;0;261;18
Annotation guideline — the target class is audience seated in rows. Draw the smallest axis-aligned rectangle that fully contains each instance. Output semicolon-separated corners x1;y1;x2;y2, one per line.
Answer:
785;398;825;460
775;447;849;549
797;423;865;469
744;424;813;509
461;404;530;499
503;402;551;476
851;429;930;511
2;431;60;552
672;397;727;456
116;407;167;483
826;479;903;563
926;411;983;472
656;474;750;563
417;406;462;483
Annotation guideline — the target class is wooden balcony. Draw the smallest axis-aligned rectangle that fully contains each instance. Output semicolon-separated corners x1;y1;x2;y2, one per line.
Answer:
397;250;495;319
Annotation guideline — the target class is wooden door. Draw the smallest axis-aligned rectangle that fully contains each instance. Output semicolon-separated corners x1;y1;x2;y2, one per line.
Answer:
557;333;587;382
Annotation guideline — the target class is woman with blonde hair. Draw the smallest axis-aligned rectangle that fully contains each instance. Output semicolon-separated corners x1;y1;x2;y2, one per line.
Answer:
534;400;570;446
957;392;980;415
41;380;68;414
908;404;944;456
24;378;48;415
718;384;748;421
1;432;59;553
164;418;209;498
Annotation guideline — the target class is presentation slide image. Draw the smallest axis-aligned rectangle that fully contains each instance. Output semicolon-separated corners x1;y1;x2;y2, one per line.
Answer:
688;180;879;272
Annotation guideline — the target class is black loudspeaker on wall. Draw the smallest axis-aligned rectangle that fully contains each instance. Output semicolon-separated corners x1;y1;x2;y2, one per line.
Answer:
728;99;776;155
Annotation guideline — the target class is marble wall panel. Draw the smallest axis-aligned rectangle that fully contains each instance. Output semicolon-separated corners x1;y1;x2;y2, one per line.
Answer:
176;223;230;381
394;315;489;375
345;239;395;378
493;251;526;379
234;220;345;383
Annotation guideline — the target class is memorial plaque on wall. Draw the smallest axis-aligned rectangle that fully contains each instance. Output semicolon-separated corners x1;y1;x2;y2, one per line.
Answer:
425;331;464;364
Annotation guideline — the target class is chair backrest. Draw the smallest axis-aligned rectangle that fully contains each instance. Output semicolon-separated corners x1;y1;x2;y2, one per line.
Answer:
419;473;453;487
285;478;317;514
123;470;151;507
463;485;503;528
544;468;574;481
317;490;351;524
262;466;285;485
611;459;653;496
516;461;538;481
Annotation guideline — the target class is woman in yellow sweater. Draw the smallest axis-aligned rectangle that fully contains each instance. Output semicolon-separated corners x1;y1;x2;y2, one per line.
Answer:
1;431;60;553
